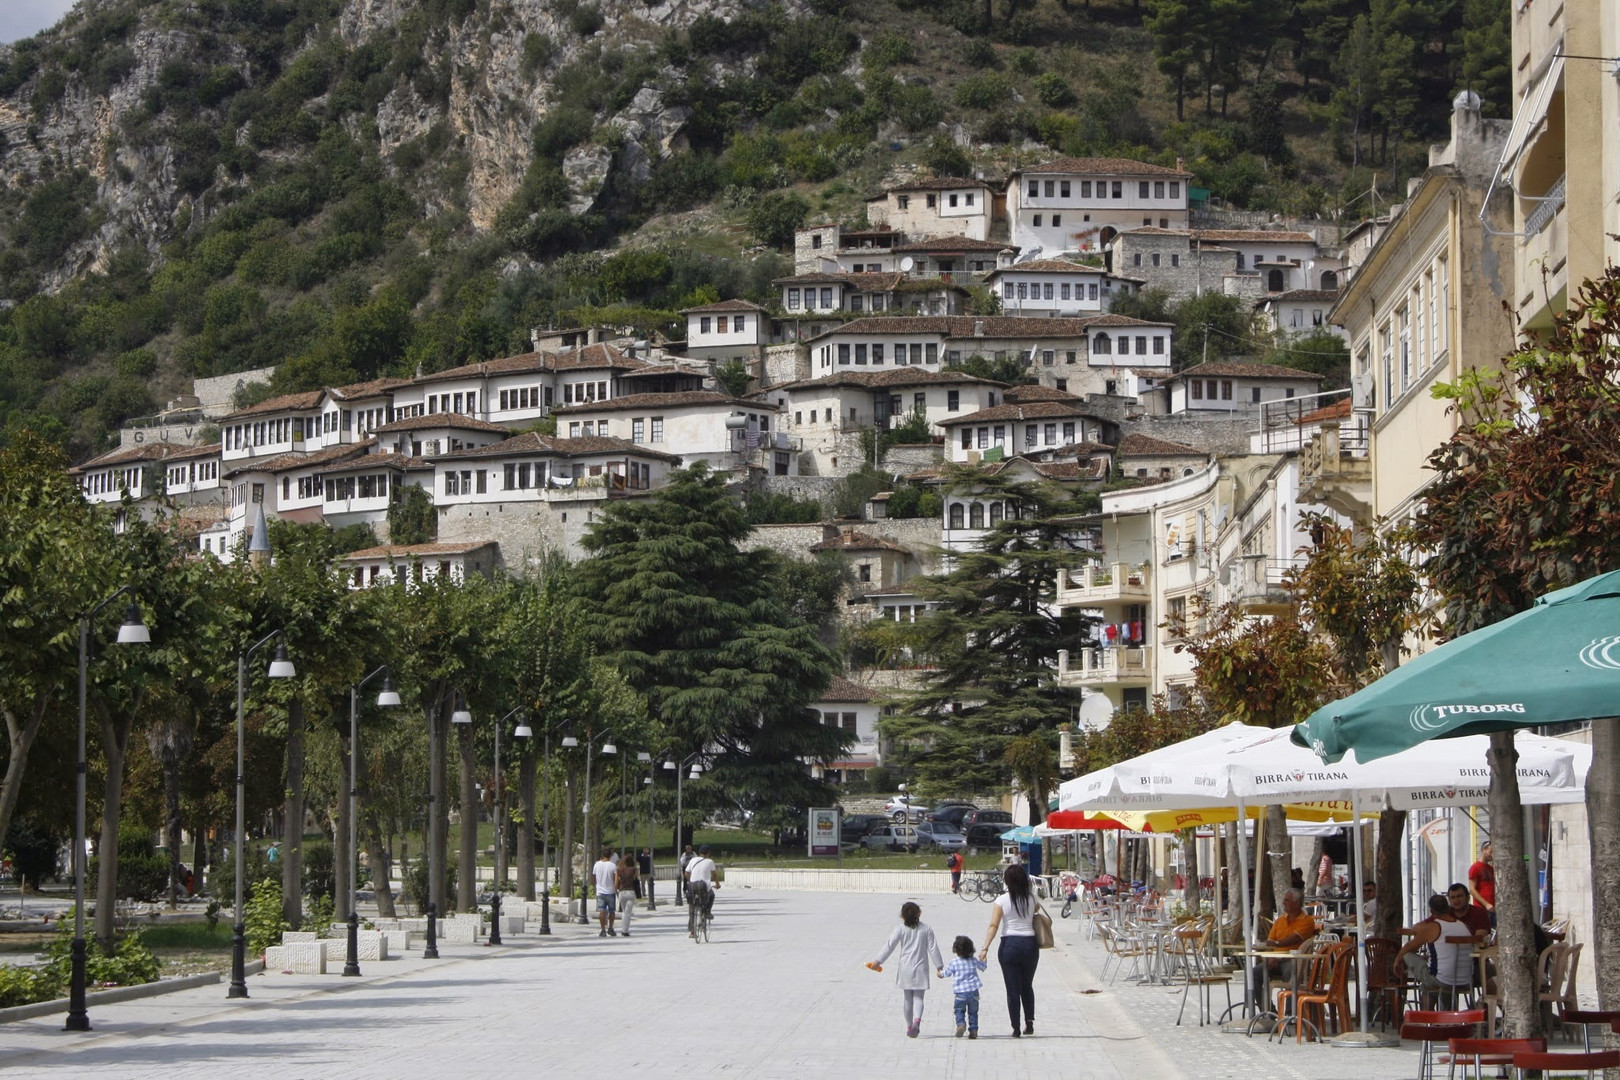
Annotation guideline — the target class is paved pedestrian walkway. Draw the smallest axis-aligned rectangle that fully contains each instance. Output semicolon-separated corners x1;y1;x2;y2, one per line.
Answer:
0;889;1425;1079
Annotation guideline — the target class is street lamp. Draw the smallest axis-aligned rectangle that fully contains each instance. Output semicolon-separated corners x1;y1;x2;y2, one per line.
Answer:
454;705;529;946
638;751;656;910
66;589;149;1032
229;630;295;999
342;666;400;978
561;730;615;923
664;752;705;906
536;718;558;936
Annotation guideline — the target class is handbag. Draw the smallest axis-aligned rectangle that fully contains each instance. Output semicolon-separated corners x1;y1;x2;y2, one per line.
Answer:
1033;905;1055;949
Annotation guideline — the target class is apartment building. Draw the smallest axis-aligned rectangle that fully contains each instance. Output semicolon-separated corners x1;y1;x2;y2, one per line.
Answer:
984;259;1144;316
865;177;999;241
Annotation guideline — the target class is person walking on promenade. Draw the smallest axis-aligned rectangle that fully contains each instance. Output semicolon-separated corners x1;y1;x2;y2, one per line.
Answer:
592;849;619;937
615;854;639;936
940;935;987;1038
946;850;963;894
867;901;943;1039
979;863;1043;1037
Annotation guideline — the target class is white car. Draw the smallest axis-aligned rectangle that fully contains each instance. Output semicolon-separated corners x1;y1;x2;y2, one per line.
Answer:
861;824;919;852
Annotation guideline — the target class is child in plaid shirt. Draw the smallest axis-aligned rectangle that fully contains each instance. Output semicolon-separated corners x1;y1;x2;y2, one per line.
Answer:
938;935;987;1038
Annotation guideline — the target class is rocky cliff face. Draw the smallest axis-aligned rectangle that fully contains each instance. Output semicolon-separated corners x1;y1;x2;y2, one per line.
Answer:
0;0;798;288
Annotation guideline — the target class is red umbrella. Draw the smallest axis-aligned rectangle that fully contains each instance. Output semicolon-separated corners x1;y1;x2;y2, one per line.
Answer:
1045;809;1127;830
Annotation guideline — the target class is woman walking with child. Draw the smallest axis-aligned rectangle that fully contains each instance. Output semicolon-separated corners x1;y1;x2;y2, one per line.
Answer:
979;863;1045;1037
866;901;944;1038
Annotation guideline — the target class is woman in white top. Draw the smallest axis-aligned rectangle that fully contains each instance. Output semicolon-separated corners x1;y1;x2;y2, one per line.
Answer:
978;863;1043;1037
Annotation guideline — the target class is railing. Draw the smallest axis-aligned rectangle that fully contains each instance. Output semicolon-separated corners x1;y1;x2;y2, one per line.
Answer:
1057;645;1152;682
1525;174;1566;238
1252;387;1368;455
1059;561;1150;596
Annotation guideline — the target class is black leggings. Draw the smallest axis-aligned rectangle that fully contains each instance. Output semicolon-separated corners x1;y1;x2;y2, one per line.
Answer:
998;935;1039;1030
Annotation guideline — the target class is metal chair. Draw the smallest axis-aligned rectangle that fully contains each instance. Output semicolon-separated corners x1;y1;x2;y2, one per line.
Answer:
1446;1038;1545;1080
1363;936;1406;1030
1512;1048;1619;1080
1560;1007;1620;1051
1401;1009;1485;1080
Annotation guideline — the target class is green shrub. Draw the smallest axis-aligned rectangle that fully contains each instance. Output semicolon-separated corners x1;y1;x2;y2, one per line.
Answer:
302;892;335;934
302;840;335;902
963;38;996;69
244;878;290;954
569;5;603;36
0;964;61;1008
88;827;168;903
864;33;915;70
520;32;555;78
892;85;943;133
920;135;971;178
2;818;62;886
1033;72;1075;108
745;191;810;249
953;72;1011;110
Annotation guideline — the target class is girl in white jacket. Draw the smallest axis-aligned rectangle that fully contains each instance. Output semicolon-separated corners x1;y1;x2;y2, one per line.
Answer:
867;901;944;1038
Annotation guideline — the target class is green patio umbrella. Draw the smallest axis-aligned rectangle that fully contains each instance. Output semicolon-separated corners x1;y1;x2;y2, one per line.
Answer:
1293;569;1620;762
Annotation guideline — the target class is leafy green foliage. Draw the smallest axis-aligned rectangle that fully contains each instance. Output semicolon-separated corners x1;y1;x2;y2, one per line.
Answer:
746;191;810;249
88;827;169;903
387;484;436;546
743;490;824;524
245;877;291;954
713;358;751;398
1;817;62;885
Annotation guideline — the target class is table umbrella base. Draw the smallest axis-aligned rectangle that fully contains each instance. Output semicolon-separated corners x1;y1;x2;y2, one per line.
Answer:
1328;1030;1401;1048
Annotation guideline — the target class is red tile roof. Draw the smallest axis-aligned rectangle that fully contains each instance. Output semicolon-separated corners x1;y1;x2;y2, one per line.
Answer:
72;441;222;471
429;431;682;463
814;675;877;703
809;530;912;554
340;541;499;561
1002;385;1079;403
941;400;1102;424
681;298;768;314
892;235;1017;253
1169;361;1321;381
879;176;998;193
810;314;1169;341
1017;156;1192;178
1117;433;1203;456
221;440;378;478
766;369;1004;393
371;413;514;435
987;258;1107;276
222;390;324;421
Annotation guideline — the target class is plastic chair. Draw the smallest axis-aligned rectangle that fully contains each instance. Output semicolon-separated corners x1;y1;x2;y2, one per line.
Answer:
1558;943;1584;1018
1536;942;1571;1031
1274;950;1332;1042
1561;1007;1620;1051
1171;925;1232;1027
1401;1009;1485;1080
1446;1038;1545;1080
1363;937;1405;1031
1295;942;1354;1042
1512;1048;1619;1079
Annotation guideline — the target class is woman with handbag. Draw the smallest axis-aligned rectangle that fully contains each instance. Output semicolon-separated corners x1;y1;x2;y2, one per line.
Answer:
978;863;1051;1037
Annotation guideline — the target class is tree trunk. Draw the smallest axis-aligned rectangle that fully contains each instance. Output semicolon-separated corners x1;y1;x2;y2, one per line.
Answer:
1266;804;1291;903
0;700;50;852
430;702;449;913
1308;836;1326;896
1589;722;1620;1017
1375;810;1407;940
560;761;576;901
1182;828;1200;915
1255;823;1275;921
517;744;536;901
93;706;133;949
281;697;306;929
163;753;182;908
364;817;396;919
334;730;351;923
1489;731;1541;1038
457;721;476;912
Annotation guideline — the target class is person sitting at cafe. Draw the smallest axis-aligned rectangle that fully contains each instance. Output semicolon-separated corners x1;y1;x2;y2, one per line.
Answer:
1361;880;1378;924
1397;895;1473;1007
1253;888;1319;1004
1445;882;1492;945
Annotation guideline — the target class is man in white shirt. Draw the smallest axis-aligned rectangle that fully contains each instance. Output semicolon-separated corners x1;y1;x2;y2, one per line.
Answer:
592;849;619;937
684;844;718;938
1361;881;1378;924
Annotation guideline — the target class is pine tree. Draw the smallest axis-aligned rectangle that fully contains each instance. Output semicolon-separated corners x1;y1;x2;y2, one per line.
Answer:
883;466;1097;803
1145;0;1203;122
576;463;845;829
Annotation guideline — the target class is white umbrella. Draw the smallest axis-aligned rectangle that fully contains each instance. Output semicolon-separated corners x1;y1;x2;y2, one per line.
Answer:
1056;721;1263;811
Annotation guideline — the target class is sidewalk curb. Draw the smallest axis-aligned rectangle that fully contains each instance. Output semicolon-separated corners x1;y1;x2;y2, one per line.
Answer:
0;961;265;1024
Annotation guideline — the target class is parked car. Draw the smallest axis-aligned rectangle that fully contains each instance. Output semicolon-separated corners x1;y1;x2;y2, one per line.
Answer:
959;822;1010;848
884;796;930;822
927;804;979;828
915;821;967;852
839;813;885;843
861;824;919;853
961;808;1013;831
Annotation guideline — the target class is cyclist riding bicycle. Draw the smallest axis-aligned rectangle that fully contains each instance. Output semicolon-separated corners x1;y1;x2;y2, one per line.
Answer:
684;844;719;938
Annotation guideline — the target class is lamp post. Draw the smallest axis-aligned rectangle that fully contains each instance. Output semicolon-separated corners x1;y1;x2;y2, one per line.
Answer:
665;753;704;906
561;730;615;923
454;705;529;946
638;752;656;910
230;630;296;999
66;589;149;1032
343;666;400;978
538;720;555;936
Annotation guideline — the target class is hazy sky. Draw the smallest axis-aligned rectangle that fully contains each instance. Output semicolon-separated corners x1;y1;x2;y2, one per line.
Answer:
2;0;77;45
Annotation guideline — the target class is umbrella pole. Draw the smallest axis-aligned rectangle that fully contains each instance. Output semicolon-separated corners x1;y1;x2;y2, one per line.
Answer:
1236;795;1255;1019
1331;791;1396;1046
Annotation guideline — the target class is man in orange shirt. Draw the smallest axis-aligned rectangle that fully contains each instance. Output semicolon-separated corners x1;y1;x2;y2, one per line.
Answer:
1254;888;1319;1005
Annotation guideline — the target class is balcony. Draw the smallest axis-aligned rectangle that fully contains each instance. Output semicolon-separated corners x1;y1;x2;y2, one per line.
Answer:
1056;561;1151;607
1056;645;1152;688
1299;422;1372;522
1227;557;1297;615
1518;174;1567;327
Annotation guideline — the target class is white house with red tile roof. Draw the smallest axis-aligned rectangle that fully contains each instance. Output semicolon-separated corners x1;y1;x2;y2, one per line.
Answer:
426;432;681;508
1006;157;1193;254
551;391;790;474
936;399;1116;465
984;258;1145;316
1254;288;1348;340
808;675;886;781
370;413;512;457
773;271;967;317
761;368;1004;463
680;298;767;360
1163;361;1323;414
338;541;501;589
865;176;999;241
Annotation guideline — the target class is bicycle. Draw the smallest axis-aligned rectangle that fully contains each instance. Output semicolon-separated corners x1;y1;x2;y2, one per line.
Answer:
975;870;1005;904
1058;871;1082;918
957;874;982;901
687;882;714;943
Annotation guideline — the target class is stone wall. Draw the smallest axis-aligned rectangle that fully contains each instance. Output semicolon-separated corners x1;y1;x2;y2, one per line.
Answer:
1120;415;1256;457
1112;231;1239;299
193;366;277;414
881;444;944;474
761;344;809;386
434;492;650;570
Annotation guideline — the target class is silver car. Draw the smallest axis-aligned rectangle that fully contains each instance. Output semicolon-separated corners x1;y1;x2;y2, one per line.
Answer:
915;821;967;852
